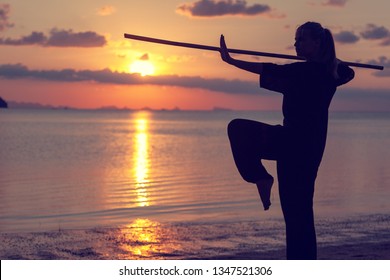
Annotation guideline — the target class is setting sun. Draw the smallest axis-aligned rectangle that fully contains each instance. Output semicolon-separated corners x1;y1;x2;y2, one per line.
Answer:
129;60;155;76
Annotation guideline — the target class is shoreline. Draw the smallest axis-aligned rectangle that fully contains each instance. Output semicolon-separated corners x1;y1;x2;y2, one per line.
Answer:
1;215;389;260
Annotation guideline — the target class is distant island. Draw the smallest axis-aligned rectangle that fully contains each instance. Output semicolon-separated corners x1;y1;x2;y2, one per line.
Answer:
1;99;234;112
0;96;8;108
6;100;67;110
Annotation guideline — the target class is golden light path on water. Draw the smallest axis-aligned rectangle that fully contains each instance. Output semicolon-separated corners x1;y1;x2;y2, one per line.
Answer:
133;113;150;207
118;111;181;259
118;218;182;259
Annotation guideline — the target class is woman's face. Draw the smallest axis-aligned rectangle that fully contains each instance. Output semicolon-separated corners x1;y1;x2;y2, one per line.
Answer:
294;28;320;60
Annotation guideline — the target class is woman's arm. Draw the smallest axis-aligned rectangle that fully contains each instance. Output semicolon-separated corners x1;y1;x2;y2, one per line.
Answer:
220;35;263;75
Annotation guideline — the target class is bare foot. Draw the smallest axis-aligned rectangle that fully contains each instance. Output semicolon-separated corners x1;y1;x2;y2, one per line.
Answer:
256;177;274;211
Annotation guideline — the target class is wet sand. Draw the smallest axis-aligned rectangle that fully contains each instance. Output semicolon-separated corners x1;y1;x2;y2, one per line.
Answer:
1;215;389;260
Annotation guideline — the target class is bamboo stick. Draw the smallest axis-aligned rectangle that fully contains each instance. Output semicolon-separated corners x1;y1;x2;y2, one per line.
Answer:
124;33;384;71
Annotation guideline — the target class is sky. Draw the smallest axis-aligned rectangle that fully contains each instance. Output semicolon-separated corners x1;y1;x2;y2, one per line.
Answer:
0;0;389;110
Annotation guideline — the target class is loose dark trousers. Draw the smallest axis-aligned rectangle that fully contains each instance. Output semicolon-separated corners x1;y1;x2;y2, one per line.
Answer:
227;118;318;260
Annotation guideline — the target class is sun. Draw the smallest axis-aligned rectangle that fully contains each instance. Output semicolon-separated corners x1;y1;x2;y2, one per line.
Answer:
129;60;155;76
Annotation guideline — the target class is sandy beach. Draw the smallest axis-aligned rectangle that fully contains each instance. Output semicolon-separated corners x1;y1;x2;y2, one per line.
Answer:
1;215;389;260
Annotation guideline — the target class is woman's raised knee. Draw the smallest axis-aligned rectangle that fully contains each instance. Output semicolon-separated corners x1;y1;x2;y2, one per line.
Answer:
227;119;244;138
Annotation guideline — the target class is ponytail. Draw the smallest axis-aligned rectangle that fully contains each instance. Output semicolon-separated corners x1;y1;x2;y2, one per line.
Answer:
297;22;339;79
321;29;339;79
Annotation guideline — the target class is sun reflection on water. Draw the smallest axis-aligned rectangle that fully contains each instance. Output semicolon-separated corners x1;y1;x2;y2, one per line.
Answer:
118;218;182;259
133;112;150;207
113;114;184;259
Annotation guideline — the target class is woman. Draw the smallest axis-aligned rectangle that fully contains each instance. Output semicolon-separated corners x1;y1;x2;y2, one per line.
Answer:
220;22;354;259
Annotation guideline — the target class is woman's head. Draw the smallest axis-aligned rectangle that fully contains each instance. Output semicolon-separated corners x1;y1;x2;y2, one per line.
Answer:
295;22;338;77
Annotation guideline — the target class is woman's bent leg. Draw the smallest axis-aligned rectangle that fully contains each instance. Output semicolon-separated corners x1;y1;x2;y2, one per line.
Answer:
227;119;278;183
227;119;281;210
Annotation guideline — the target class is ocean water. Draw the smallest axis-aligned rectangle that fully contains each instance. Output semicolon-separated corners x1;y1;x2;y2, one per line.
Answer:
0;109;389;235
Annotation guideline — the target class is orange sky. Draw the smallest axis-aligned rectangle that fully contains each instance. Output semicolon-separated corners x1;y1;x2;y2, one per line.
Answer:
0;1;389;110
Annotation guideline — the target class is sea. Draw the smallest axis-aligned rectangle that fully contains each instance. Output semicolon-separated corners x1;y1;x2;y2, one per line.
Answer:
0;109;389;259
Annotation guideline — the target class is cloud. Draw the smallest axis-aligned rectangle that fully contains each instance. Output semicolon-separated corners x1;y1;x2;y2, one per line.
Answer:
359;24;390;47
46;29;106;47
1;64;388;111
367;56;390;77
0;63;259;94
380;37;390;46
0;3;13;31
360;24;389;40
139;53;149;60
0;31;47;45
176;0;272;17
333;31;360;44
0;28;107;47
97;5;116;16
322;0;348;7
331;24;390;46
333;87;390;112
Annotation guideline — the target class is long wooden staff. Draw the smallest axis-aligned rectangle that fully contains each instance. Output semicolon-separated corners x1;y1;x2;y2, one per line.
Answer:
124;33;384;71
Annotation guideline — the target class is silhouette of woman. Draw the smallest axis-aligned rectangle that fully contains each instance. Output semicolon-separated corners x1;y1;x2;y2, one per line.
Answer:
220;22;354;260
